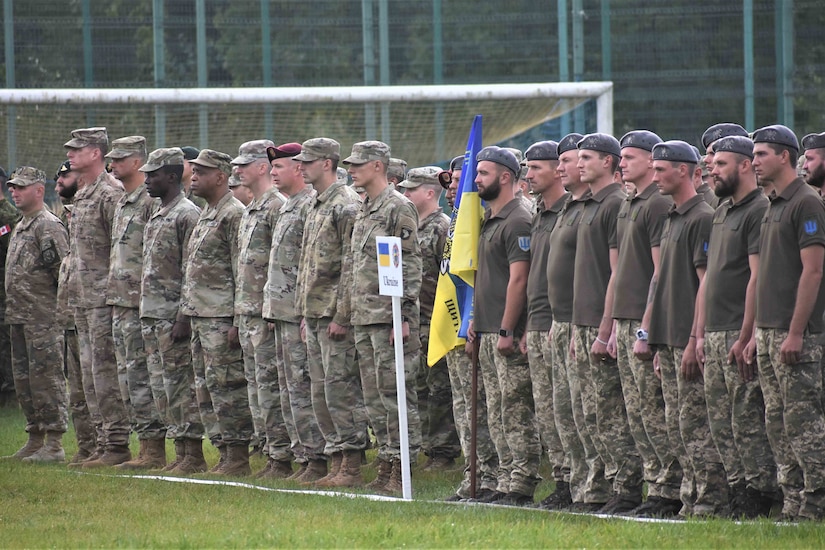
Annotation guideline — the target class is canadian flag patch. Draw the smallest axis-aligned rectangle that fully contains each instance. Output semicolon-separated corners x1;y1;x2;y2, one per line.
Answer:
0;225;10;236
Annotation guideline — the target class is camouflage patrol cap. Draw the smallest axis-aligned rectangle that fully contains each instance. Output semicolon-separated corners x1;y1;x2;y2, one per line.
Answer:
7;166;46;187
397;166;441;189
232;139;275;165
525;140;560;161
620;130;662;152
139;147;185;172
64;127;109;149
55;160;72;180
652;140;699;164
701;123;748;149
476;146;520;176
388;158;407;181
752;124;799;152
189;149;233;175
577;133;621;157
557;133;584;155
713;135;754;159
336;167;350;185
343;140;391;165
802;132;825;151
105;136;147;159
294;138;341;162
503;147;524;166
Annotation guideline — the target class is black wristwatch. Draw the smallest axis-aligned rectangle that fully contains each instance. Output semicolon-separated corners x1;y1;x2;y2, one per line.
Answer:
499;328;513;337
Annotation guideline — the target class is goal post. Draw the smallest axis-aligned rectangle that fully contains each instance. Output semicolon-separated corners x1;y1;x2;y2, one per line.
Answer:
0;82;612;172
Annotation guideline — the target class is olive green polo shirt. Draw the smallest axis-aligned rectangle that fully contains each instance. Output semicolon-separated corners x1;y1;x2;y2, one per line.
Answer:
474;198;532;335
572;182;625;328
704;188;769;331
526;192;569;331
648;194;713;348
546;191;591;324
612;183;672;321
756;177;825;333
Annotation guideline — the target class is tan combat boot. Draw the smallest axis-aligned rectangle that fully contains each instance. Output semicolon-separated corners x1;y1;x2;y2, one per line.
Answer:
217;444;251;477
68;446;103;469
366;458;392;492
118;438;167;470
162;440;186;472
258;458;293;479
381;459;404;495
324;450;364;488
297;459;328;485
314;452;343;487
173;438;207;474
22;431;65;463
82;445;131;468
286;461;307;480
208;444;227;473
9;430;44;459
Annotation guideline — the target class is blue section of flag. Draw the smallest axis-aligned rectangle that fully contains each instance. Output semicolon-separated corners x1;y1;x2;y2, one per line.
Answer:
378;242;389;255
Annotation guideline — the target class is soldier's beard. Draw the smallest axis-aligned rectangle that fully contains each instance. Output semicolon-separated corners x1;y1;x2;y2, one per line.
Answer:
806;164;825;189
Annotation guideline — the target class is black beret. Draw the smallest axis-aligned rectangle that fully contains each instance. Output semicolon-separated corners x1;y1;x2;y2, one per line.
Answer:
620;130;662;152
701;123;748;149
752;124;799;152
713;136;754;159
525;140;560;161
577;133;621;157
449;155;464;171
476;146;520;175
802;132;825;151
55;160;72;179
557;133;584;155
652;140;699;164
180;146;200;160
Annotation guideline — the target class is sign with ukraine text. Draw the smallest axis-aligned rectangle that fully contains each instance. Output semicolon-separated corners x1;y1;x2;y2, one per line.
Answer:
376;236;403;297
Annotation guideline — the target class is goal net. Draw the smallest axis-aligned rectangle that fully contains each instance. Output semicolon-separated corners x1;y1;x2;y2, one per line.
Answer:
0;82;612;173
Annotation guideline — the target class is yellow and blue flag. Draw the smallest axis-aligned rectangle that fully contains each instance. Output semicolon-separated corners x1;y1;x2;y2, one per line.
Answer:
378;241;391;267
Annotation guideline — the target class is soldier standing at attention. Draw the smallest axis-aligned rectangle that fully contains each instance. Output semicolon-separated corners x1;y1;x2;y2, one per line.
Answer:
0;168;20;409
296;138;368;488
5;167;69;461
751;125;825;522
387;158;407;187
64;127;131;468
801;132;825;191
104;136;168;470
346;140;422;495
182;149;251;476
398;166;460;471
180;146;207;210
519;141;569;506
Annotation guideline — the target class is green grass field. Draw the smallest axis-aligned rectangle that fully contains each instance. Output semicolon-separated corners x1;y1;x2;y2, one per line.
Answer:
2;406;825;548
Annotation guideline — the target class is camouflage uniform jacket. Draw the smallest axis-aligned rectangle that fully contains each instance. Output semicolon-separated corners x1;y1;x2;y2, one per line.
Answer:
263;186;315;323
56;202;74;328
417;209;449;325
68;171;124;308
5;207;69;324
186;187;208;210
350;186;421;327
140;192;201;320
0;197;20;322
106;186;156;308
181;191;243;319
297;182;360;325
233;186;285;318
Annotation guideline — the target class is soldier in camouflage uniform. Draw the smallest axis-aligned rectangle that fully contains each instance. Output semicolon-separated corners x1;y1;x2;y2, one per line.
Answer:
140;148;205;474
181;146;207;210
398;166;460;471
387;158;407;187
263;142;326;482
228;170;254;207
64;127;132;468
102;136;168;470
296;138;368;488
5;167;69;461
231;140;294;477
346;141;423;494
182;149;252;476
0;171;20;408
229;139;282;463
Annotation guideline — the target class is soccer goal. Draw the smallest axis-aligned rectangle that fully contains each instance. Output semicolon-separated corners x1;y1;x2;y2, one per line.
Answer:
0;82;612;172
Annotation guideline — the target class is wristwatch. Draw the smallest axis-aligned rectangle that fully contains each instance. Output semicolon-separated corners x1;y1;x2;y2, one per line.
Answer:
499;328;513;337
635;328;648;342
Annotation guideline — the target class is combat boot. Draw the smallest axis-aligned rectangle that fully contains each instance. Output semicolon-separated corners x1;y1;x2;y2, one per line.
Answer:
381;459;403;495
208;444;227;473
67;447;93;466
324;450;364;488
68;446;103;468
297;459;328;485
366;458;393;493
117;438;164;470
22;431;65;463
162;440;186;472
286;461;308;480
172;438;207;474
9;430;44;459
82;444;131;468
314;452;343;486
217;444;251;477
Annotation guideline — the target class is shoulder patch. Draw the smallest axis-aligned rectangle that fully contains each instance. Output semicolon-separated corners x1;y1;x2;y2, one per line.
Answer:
400;227;413;240
518;235;531;252
703;241;709;253
41;240;59;265
804;219;818;235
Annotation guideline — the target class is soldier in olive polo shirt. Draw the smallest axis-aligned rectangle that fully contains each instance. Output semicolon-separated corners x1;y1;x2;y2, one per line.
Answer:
642;140;723;518
572;133;642;514
751;125;825;522
694;135;777;518
801;132;825;190
611;130;683;518
701;123;749;173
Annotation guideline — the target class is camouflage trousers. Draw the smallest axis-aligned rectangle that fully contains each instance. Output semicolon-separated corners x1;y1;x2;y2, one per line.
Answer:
112;306;165;440
704;330;776;495
240;317;266;451
141;317;203;440
74;306;130;448
10;324;68;433
191;323;220;446
304;317;368;454
446;345;498;497
66;327;95;454
550;321;592;503
191;317;253;446
0;323;13;395
757;328;825;519
573;325;643;498
273;319;325;461
416;325;460;459
478;332;541;497
658;345;727;513
526;330;567;483
237;315;291;460
354;323;422;462
615;320;681;501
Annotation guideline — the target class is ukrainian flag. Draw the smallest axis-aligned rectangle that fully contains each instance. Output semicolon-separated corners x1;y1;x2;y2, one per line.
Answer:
378;241;391;267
